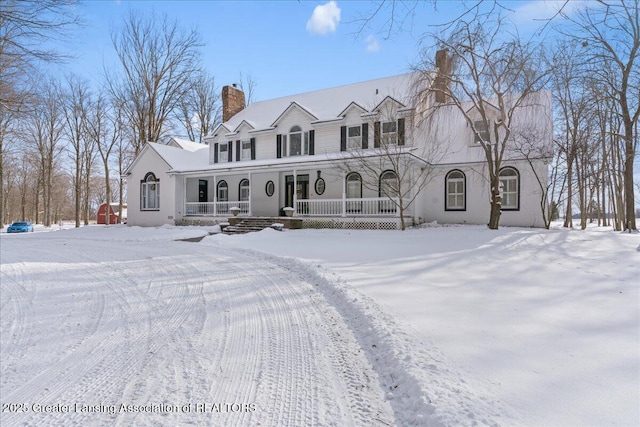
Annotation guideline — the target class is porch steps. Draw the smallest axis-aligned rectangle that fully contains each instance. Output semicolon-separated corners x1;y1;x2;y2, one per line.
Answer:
223;218;283;235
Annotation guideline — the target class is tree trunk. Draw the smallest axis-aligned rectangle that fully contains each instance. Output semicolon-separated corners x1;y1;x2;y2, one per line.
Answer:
623;131;636;231
488;176;502;229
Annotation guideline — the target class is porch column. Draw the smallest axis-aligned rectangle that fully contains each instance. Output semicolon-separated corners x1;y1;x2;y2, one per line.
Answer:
213;175;217;216
342;172;347;217
293;169;297;213
183;176;187;217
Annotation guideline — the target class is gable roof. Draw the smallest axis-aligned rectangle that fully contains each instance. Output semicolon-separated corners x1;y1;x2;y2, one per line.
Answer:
223;73;419;132
167;137;209;152
149;142;210;171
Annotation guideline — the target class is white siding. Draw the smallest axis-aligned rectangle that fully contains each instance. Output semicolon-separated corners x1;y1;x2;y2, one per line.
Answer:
126;147;176;227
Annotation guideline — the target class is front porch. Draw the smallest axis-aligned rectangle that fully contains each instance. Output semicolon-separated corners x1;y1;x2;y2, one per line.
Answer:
183;196;411;218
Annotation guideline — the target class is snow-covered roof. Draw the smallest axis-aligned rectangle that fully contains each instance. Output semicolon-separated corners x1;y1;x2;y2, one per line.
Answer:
222;73;419;133
148;142;210;171
167;137;208;152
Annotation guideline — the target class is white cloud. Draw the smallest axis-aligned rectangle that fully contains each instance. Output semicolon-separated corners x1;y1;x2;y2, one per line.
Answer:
306;1;341;36
365;35;380;53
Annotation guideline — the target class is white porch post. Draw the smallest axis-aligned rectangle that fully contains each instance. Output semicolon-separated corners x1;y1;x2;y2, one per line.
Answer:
183;176;187;216
293;169;297;213
213;175;217;216
342;172;347;217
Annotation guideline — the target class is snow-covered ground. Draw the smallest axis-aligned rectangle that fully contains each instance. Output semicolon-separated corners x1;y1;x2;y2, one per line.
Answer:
1;223;638;426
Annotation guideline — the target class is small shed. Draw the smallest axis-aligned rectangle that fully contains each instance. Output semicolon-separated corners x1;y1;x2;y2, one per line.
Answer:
97;202;127;224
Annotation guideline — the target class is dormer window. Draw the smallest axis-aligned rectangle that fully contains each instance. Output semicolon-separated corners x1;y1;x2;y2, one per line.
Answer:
347;126;361;150
474;120;490;144
282;125;309;157
241;140;252;160
219;143;229;162
381;121;397;145
374;119;404;147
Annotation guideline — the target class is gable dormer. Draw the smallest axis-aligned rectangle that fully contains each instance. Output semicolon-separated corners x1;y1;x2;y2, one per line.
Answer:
370;96;407;147
271;102;318;129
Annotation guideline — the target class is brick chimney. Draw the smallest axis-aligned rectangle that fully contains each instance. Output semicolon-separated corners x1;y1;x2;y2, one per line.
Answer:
222;84;245;122
433;49;451;103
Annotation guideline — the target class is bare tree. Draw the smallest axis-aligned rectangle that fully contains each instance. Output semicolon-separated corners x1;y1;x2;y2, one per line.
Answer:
0;0;79;227
25;79;65;227
561;0;640;231
238;72;258;106
108;10;203;155
85;93;123;226
418;15;549;229
176;71;221;143
61;74;91;228
0;0;80;112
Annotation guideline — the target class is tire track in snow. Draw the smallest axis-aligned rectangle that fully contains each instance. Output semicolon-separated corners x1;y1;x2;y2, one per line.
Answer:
1;238;395;427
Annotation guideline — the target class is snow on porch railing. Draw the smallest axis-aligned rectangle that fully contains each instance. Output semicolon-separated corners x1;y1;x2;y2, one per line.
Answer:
295;197;409;217
185;201;250;216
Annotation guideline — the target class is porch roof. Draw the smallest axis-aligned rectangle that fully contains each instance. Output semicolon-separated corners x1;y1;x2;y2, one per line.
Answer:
169;148;430;176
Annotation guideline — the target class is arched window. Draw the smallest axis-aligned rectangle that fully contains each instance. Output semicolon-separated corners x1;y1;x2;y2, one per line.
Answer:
379;170;399;198
282;125;309;157
499;167;519;210
217;180;228;202
141;172;159;210
345;172;362;213
239;179;250;202
379;170;399;213
445;170;465;211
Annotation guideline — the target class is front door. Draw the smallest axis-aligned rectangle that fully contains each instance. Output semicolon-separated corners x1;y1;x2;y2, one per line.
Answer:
285;175;309;212
199;180;208;202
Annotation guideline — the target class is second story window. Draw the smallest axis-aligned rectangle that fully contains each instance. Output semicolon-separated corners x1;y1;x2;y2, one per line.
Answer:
219;143;229;162
283;125;309;157
381;121;397;145
347;126;361;150
474;120;490;144
241;140;252;160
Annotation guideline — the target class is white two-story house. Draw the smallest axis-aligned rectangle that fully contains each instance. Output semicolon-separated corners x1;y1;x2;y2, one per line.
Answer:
124;52;552;229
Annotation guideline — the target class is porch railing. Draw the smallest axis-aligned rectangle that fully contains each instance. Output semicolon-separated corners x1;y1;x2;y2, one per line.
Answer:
184;198;408;217
295;197;409;217
185;201;250;216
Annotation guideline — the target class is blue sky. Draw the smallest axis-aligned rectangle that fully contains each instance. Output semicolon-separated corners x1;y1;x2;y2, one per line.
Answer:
49;0;578;102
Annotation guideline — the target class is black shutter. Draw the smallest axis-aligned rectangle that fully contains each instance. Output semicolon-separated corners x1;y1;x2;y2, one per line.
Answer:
398;118;405;146
236;140;241;161
362;123;368;149
340;126;346;151
276;134;282;158
213;143;218;163
250;137;256;160
374;121;381;148
309;130;315;155
227;141;233;162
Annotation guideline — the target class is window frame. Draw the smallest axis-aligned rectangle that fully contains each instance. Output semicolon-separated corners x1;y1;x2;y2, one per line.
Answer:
499;167;520;211
381;121;398;145
284;125;309;157
140;172;160;211
240;140;252;160
347;125;361;150
473;120;490;145
219;143;229;162
217;180;229;202
239;178;250;202
345;172;363;213
445;170;466;211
